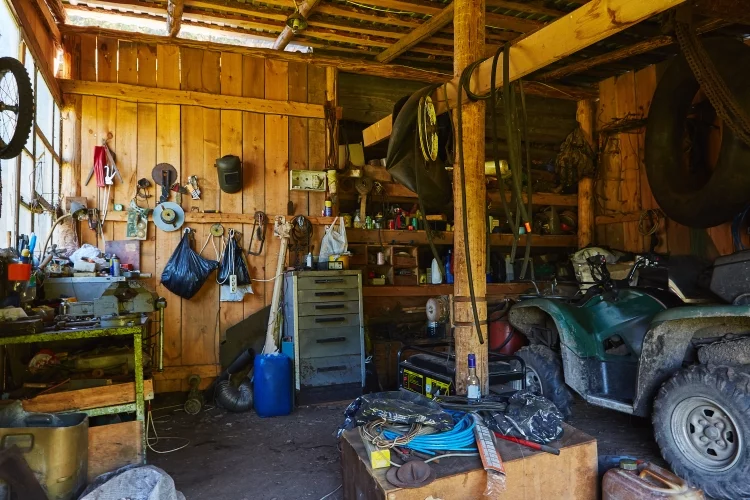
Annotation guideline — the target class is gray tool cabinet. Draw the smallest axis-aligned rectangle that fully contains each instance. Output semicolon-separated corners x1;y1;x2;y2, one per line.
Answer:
283;271;365;403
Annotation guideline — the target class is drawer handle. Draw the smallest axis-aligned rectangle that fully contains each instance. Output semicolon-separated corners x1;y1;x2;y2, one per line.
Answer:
315;317;346;323
314;291;345;297
315;278;344;284
317;365;347;372
315;304;345;310
316;336;347;344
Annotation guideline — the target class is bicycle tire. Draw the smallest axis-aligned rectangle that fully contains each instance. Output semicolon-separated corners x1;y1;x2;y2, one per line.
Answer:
0;56;34;160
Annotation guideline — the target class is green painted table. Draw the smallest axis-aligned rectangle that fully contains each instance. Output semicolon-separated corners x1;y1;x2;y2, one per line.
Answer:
0;325;147;461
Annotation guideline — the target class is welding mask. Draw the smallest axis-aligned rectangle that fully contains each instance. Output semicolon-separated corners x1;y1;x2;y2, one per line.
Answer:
216;155;242;194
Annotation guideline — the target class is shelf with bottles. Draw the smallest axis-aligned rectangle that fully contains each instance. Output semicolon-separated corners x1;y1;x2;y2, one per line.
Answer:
345;243;419;286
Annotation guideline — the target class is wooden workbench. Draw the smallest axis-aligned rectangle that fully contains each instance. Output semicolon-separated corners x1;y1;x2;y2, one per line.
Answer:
341;423;597;500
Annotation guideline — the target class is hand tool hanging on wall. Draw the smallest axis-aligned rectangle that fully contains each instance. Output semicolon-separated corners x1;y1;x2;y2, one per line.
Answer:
102;140;123;183
263;216;292;354
355;177;373;224
88;146;107;187
152;163;177;204
248;211;267;256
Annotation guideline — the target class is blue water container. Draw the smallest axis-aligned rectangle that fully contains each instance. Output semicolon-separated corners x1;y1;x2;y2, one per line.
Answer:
253;353;293;417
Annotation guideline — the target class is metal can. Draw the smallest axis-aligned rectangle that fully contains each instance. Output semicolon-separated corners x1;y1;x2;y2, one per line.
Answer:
111;257;121;277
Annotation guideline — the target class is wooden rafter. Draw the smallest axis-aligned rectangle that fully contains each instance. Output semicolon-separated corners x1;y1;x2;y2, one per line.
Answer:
59;24;451;83
44;0;67;23
362;0;688;146
537;17;729;82
166;0;185;37
273;0;321;50
376;2;455;63
485;0;565;17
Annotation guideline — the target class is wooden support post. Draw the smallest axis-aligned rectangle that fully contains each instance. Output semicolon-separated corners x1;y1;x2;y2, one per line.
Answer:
272;0;322;50
167;0;185;37
576;99;595;249
325;66;338;168
453;0;487;394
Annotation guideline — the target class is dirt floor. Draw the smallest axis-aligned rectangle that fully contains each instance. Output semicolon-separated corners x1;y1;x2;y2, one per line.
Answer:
147;393;664;500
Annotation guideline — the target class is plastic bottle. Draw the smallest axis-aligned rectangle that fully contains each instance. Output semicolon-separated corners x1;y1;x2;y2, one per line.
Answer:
253;353;293;417
505;255;514;282
602;460;704;499
445;249;454;284
466;354;481;403
431;258;443;284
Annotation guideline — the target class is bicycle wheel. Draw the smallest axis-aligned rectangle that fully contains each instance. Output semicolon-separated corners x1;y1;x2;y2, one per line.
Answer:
0;56;34;160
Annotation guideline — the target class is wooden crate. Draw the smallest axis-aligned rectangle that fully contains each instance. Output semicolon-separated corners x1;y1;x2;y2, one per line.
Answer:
342;422;597;500
88;420;144;481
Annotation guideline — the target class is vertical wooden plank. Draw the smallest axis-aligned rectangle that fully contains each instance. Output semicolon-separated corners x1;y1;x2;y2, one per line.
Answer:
202;51;221;213
61;95;82;200
242;55;266;318
96;96;116;249
597;76;624;249
136;45;157;291
79;34;97;82
264;59;289;300
62;34;81;81
614;72;641;253
219;52;245;339
576;100;595;249
111;41;138;241
79;95;98;248
96;37;117;83
308;64;326;220
633;64;666;253
288;62;309;216
155;44;182;368
137;44;157;88
179;47;219;367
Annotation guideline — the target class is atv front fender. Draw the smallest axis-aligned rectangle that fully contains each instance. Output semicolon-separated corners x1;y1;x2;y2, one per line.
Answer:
633;305;750;416
508;298;596;356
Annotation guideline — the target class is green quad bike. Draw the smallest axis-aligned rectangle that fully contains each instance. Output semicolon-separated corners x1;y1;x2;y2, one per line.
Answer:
509;253;750;500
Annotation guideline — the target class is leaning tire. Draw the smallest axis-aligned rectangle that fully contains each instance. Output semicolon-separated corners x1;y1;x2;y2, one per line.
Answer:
516;345;573;419
653;365;750;500
645;37;750;228
0;57;33;160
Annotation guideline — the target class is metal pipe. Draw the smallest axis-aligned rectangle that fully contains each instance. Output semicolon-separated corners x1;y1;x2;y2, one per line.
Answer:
156;297;167;372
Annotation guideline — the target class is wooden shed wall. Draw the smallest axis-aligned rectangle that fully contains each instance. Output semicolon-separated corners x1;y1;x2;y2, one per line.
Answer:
593;64;737;259
60;35;327;392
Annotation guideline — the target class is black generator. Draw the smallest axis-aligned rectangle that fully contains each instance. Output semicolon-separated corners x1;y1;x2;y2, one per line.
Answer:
397;342;526;399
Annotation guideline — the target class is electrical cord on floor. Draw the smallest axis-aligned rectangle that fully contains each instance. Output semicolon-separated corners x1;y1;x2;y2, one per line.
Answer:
146;409;190;454
318;484;342;500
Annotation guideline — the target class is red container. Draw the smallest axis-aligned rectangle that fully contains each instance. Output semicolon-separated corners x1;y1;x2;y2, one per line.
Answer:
8;263;32;281
488;315;527;354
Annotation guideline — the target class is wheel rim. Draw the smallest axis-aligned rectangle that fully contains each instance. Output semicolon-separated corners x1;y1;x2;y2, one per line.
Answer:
671;396;742;472
0;69;20;150
525;367;543;396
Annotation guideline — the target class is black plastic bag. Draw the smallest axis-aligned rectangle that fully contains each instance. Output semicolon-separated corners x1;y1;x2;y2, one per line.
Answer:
479;390;564;444
160;228;219;299
337;391;453;437
217;231;251;285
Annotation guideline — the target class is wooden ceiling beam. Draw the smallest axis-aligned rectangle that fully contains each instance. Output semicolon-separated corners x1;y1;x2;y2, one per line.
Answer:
44;0;67;23
485;0;566;17
362;0;688;146
537;17;728;82
58;24;450;83
376;2;455;63
272;0;322;50
167;0;184;36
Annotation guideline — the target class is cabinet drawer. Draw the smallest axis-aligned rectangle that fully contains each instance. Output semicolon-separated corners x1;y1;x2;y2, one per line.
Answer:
298;301;360;317
299;355;362;388
297;275;359;290
299;326;361;357
298;313;359;330
298;287;360;303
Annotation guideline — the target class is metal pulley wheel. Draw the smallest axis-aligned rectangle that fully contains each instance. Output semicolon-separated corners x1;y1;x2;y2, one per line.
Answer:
210;223;225;237
425;296;450;323
417;94;439;162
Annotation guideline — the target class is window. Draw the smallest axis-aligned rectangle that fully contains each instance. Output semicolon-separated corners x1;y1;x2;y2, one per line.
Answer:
0;0;62;259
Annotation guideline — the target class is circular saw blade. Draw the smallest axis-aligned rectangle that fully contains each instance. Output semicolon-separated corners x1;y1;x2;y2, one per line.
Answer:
152;163;177;187
153;202;185;232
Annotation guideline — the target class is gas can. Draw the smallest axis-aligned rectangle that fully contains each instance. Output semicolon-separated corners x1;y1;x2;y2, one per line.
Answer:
602;460;704;500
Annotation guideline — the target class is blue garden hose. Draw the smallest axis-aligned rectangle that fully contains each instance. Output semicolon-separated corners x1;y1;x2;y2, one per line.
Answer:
381;412;477;456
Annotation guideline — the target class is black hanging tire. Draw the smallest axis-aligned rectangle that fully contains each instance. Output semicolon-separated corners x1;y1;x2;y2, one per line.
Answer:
0;56;34;160
645;37;750;228
653;365;750;500
516;344;573;419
